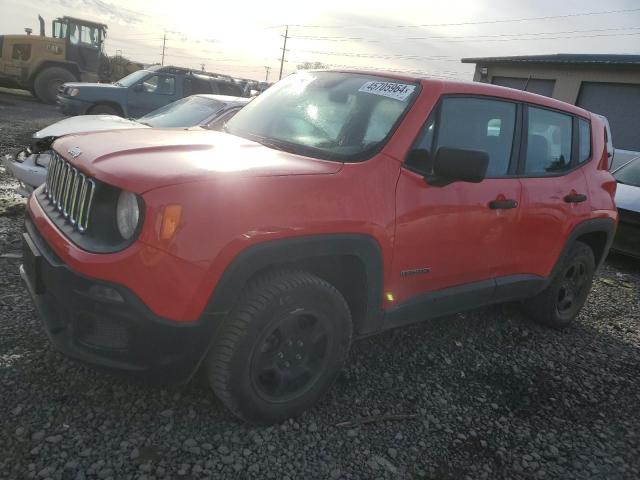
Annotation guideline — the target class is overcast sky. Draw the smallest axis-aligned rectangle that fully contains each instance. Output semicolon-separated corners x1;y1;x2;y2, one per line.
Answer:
2;0;639;81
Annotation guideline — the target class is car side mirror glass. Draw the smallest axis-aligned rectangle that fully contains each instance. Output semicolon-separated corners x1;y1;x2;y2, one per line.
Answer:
428;147;489;186
133;83;144;93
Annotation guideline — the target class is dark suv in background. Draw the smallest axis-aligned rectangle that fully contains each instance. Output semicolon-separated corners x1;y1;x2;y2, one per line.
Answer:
56;65;245;117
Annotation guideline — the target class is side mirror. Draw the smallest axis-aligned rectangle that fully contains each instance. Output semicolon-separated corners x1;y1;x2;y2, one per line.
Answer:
429;147;489;185
133;83;144;93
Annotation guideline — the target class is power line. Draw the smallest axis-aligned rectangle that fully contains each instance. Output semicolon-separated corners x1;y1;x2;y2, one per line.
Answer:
292;49;460;61
281;7;640;29
437;31;640;44
288;25;640;42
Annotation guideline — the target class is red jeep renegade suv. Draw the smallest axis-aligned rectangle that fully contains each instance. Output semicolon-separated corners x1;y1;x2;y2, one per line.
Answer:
21;71;617;423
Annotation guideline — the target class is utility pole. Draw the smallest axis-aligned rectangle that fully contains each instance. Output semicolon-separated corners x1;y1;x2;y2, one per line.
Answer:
278;25;289;80
264;66;271;82
161;32;167;66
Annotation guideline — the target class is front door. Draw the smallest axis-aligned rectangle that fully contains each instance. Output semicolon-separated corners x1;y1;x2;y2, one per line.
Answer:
66;22;102;75
127;74;179;117
391;96;523;310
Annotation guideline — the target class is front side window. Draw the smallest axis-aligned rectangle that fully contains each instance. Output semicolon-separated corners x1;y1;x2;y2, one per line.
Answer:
141;75;175;95
407;97;516;177
225;71;419;161
53;21;68;39
525;107;573;174
69;24;80;45
79;25;100;48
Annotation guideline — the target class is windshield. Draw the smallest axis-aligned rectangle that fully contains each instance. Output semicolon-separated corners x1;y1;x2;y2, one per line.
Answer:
115;70;151;87
614;158;640;187
225;71;419;161
138;96;225;128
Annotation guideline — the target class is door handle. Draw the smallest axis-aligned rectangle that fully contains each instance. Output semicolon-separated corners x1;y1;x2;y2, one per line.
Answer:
488;199;518;209
564;193;587;203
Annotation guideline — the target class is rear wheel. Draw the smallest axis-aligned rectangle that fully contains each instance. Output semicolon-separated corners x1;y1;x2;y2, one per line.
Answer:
33;67;76;104
206;270;352;424
523;242;595;329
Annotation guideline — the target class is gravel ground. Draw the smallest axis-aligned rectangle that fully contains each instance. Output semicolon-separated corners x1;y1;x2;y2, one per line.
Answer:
1;89;639;480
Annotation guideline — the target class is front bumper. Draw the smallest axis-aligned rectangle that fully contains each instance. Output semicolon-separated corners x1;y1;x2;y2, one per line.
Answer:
56;95;91;115
2;152;47;196
20;216;217;384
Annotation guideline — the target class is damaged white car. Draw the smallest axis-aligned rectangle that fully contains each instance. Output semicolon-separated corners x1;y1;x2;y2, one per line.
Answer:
2;94;249;196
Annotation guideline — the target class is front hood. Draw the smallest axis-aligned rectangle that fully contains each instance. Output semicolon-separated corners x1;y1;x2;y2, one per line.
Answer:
52;129;343;193
34;115;146;139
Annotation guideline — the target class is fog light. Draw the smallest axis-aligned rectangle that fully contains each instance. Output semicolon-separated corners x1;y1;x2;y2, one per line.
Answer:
87;285;124;303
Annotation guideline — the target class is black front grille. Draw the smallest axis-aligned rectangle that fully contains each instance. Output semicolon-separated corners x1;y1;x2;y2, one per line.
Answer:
44;151;96;233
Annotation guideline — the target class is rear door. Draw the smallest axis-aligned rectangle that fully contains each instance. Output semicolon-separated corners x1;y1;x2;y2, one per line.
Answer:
515;105;592;278
391;96;523;306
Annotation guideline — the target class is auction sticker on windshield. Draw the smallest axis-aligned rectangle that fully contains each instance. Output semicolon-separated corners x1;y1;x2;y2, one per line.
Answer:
358;81;416;101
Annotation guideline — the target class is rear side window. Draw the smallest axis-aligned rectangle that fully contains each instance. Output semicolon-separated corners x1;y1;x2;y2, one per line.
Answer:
186;77;213;95
434;97;516;177
525;107;572;174
578;119;591;163
218;81;242;96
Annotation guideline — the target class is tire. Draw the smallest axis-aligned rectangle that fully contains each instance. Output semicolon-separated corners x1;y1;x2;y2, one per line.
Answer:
89;104;121;116
523;241;595;329
33;67;76;104
206;270;352;424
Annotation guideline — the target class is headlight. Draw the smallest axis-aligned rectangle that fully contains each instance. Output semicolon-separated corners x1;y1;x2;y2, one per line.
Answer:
15;150;28;163
116;191;141;240
68;88;80;97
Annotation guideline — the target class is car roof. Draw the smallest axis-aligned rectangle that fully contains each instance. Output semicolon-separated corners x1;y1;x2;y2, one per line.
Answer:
322;69;591;118
193;94;251;106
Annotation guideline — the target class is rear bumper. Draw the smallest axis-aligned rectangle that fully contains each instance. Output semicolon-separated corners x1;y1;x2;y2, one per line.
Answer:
20;216;218;384
56;95;91;115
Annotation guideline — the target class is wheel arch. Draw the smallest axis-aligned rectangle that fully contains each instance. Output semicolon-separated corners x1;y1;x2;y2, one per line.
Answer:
30;60;80;84
559;218;616;274
204;234;385;337
88;101;125;116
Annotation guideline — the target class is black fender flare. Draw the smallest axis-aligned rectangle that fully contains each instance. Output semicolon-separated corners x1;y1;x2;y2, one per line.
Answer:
552;217;616;277
203;234;385;335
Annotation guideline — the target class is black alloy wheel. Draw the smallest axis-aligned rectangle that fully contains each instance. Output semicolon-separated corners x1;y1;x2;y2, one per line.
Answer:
251;311;331;402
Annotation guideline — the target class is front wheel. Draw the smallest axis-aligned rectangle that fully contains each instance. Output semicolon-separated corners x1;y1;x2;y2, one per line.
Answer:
523;241;595;329
206;270;352;424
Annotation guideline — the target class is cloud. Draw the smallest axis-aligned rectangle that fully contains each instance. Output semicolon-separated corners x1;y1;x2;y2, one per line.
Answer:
54;0;147;25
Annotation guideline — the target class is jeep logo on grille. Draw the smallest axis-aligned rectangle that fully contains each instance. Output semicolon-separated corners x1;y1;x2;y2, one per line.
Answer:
68;147;82;158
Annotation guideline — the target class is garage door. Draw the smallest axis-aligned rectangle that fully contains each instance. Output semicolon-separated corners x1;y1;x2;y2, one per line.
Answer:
577;82;640;151
492;76;556;97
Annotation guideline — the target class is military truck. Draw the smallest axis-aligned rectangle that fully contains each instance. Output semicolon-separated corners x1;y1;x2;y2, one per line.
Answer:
0;15;108;104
